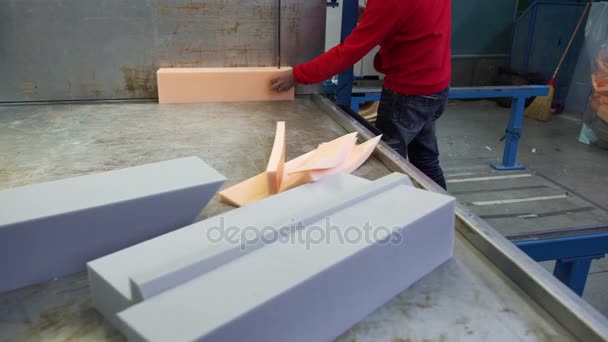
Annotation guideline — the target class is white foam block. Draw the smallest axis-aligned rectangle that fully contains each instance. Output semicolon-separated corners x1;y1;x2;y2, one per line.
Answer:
87;173;377;326
117;173;454;342
0;157;225;293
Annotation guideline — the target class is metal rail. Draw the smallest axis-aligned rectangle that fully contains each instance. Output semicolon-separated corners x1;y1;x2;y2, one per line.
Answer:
328;81;550;171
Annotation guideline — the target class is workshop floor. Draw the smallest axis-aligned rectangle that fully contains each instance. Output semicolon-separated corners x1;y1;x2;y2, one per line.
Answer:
437;100;608;318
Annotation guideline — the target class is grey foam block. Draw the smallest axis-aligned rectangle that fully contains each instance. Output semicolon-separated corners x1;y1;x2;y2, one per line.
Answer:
0;157;225;294
128;172;409;304
87;173;376;326
117;173;454;342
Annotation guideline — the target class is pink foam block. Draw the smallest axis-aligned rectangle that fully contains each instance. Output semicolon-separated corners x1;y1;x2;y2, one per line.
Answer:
157;67;295;104
266;122;286;194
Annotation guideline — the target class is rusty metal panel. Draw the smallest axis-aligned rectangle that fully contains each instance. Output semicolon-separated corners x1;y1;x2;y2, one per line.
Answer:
0;0;326;102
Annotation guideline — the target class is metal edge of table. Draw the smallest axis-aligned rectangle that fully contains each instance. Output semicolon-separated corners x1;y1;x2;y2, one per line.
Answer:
310;94;608;342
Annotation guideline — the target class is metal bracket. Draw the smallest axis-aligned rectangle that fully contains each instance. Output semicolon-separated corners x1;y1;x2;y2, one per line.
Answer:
336;0;358;107
553;254;604;296
504;127;522;141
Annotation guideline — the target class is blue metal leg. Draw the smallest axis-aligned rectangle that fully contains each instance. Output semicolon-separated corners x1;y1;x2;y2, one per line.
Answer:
553;258;594;296
336;0;358;107
513;231;608;296
491;96;526;170
350;93;381;113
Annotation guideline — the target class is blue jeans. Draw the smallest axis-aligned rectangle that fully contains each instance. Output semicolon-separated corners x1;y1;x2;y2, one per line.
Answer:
375;87;449;190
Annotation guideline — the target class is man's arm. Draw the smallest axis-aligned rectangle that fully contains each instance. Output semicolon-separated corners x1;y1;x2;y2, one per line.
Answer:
271;0;399;92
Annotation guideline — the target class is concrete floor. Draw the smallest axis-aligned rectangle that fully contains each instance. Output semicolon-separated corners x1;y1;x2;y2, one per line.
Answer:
437;100;608;318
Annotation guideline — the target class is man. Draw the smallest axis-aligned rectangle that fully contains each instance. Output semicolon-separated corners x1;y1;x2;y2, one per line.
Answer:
271;0;451;190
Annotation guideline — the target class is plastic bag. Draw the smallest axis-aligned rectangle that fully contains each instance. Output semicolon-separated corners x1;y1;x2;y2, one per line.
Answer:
580;2;608;148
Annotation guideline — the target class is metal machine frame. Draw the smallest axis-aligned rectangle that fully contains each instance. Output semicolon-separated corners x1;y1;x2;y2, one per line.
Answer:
329;0;605;298
330;0;549;171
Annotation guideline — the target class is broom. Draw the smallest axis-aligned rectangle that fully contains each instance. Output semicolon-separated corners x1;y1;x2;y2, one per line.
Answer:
525;2;590;121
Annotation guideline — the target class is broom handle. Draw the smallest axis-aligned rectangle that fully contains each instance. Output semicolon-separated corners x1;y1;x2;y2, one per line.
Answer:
551;2;590;80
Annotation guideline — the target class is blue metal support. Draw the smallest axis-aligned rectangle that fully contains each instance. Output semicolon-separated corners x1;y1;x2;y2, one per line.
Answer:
492;96;526;170
336;0;358;107
514;232;608;296
336;85;549;170
447;86;549;100
514;232;608;261
553;258;595;296
523;1;539;72
350;93;381;112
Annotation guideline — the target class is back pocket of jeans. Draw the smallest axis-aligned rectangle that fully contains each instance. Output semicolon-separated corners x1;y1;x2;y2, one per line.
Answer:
400;97;431;131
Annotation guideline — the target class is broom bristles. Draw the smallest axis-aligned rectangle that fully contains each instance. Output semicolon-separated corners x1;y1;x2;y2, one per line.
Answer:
525;84;555;122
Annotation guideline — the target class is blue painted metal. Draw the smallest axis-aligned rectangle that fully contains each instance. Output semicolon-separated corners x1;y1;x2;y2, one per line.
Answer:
523;2;539;72
515;232;608;296
513;0;590;73
531;1;594;7
492;96;527;170
335;84;549;170
448;85;549;99
511;3;534;70
491;162;525;171
510;15;519;67
347;85;548;104
336;0;358;107
553;257;597;296
351;93;381;112
512;1;589;109
323;80;337;94
515;232;608;261
450;86;548;170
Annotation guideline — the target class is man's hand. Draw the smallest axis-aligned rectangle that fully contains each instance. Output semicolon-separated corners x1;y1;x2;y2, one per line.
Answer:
271;70;296;92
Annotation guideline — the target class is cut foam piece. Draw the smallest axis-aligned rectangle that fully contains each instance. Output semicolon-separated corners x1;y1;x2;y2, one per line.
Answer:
266;121;286;194
218;172;271;207
219;133;375;207
157;67;295;104
280;135;382;192
288;132;358;173
0;157;225;294
218;149;315;207
117;173;454;342
87;173;371;326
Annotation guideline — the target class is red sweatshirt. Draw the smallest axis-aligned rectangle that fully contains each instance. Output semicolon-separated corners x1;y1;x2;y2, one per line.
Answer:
293;0;451;96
